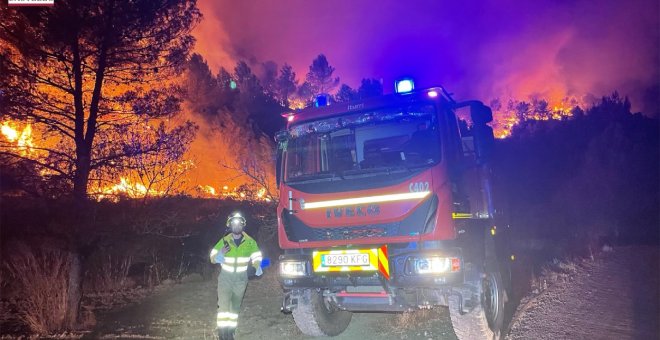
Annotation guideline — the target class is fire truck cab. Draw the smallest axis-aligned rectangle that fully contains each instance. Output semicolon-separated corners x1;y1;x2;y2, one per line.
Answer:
275;79;510;339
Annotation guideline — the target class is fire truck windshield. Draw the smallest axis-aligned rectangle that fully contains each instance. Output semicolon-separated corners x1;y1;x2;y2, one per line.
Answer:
284;104;440;183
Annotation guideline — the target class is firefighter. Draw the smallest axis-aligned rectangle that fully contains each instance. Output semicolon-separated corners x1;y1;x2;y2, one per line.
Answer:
209;212;262;340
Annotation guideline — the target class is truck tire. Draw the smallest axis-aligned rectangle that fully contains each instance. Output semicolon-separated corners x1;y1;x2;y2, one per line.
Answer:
450;231;506;340
449;268;505;340
292;289;352;336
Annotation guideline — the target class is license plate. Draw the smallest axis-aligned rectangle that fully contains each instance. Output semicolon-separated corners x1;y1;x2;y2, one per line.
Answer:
322;253;370;267
312;248;379;273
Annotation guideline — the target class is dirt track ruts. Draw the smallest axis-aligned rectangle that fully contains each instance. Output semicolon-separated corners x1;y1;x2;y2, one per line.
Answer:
507;246;659;340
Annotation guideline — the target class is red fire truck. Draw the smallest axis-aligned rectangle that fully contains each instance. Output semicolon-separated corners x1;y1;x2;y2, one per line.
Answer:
275;79;510;339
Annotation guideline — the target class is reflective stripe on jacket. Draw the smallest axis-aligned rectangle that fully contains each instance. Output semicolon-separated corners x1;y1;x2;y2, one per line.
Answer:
212;232;262;273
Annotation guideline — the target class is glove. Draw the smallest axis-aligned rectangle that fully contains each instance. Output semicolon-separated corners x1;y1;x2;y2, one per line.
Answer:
210;249;224;264
255;266;263;277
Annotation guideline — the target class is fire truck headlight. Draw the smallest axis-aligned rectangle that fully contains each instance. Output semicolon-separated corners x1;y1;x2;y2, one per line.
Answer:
280;260;307;277
409;256;460;274
395;78;415;94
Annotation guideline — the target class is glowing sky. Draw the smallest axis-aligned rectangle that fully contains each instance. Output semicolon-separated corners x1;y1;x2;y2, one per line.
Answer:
194;0;659;116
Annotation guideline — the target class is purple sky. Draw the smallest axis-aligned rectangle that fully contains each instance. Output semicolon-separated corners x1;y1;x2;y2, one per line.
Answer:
194;0;659;115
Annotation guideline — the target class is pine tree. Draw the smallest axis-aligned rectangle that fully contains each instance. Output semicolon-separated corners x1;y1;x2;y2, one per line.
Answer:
305;54;339;95
357;78;383;99
275;64;298;108
335;84;358;103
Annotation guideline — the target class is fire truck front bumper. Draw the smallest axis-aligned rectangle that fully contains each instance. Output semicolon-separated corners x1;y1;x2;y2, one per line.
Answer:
278;248;466;290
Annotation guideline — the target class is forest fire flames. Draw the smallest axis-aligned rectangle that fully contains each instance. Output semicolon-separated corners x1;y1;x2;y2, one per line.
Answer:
1;118;271;202
489;98;579;138
200;185;218;196
1;121;34;155
92;177;157;201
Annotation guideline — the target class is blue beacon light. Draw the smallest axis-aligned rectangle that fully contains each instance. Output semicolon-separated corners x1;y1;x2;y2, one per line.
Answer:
315;94;330;107
395;78;415;94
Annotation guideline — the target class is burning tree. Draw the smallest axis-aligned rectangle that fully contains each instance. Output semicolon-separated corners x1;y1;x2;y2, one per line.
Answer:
0;0;200;202
0;0;200;330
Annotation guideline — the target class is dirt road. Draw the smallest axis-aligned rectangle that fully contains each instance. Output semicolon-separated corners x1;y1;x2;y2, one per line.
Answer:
507;246;659;340
89;246;659;339
89;269;457;340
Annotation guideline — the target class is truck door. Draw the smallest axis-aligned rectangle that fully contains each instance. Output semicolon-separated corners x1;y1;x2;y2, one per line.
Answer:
449;103;496;219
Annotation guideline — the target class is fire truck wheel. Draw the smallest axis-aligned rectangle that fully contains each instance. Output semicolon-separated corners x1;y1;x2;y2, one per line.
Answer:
449;267;505;340
292;289;352;337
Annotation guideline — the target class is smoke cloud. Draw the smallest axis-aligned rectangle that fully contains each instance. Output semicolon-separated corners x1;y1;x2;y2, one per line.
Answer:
194;0;659;116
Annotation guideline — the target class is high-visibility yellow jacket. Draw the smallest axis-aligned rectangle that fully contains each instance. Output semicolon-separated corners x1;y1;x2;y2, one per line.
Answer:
210;232;262;273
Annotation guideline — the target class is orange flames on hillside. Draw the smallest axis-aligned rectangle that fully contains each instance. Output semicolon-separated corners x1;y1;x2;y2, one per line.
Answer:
1;118;272;202
92;177;159;200
490;97;580;139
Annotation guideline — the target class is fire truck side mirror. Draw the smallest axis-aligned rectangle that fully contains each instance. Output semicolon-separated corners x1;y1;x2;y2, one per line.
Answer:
470;102;493;124
275;130;288;188
275;130;289;143
470;103;495;163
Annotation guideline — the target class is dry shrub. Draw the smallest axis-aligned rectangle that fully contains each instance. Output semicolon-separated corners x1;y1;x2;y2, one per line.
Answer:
3;241;71;334
84;248;134;293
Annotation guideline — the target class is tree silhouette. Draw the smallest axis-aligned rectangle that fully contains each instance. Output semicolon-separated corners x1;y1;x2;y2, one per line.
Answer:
334;84;358;103
305;54;339;95
260;60;279;99
0;0;200;204
334;79;383;103
275;64;298;108
357;78;383;99
0;0;200;328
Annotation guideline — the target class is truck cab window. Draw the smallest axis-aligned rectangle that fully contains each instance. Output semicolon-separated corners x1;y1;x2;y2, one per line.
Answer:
284;103;441;183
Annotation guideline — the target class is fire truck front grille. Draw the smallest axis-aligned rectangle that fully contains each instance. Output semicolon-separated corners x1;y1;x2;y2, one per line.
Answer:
281;194;436;242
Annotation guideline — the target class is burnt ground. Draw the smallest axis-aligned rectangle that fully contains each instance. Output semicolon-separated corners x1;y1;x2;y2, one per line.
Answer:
506;246;659;340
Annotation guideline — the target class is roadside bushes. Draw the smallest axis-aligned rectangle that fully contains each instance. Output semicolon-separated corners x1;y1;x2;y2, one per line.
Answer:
2;241;70;334
494;93;659;260
0;196;275;335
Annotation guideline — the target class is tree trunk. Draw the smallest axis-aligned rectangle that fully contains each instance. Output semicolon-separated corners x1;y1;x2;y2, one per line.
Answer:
73;149;91;205
72;173;88;203
68;147;90;330
64;251;82;329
